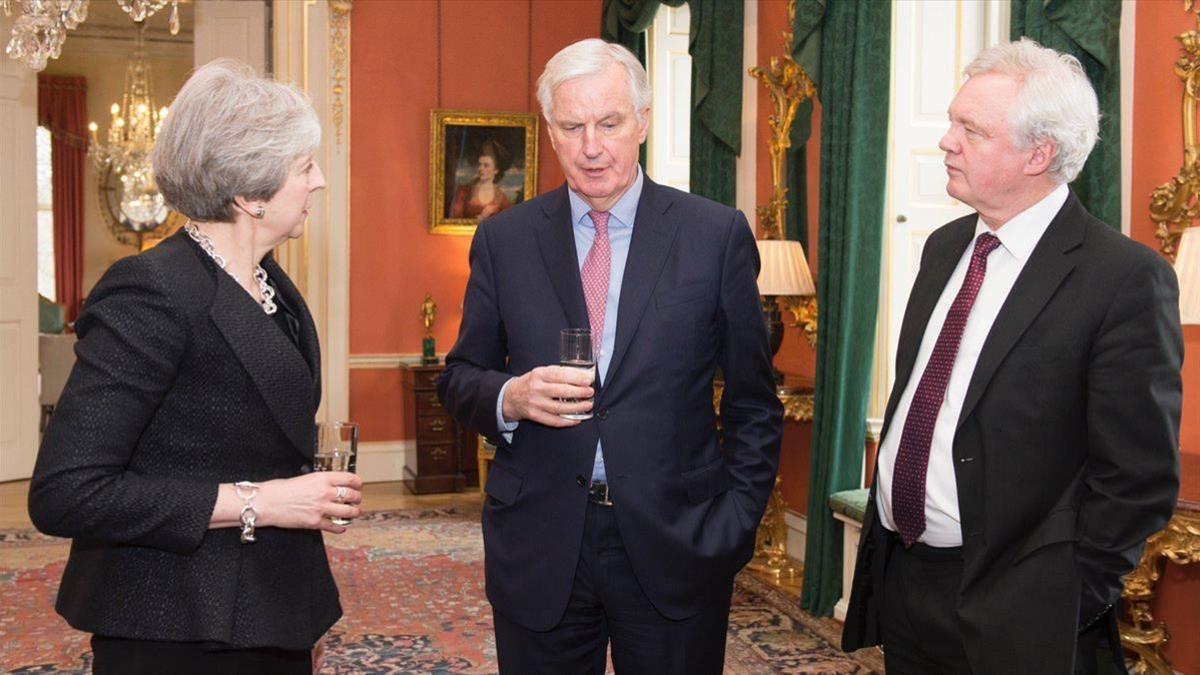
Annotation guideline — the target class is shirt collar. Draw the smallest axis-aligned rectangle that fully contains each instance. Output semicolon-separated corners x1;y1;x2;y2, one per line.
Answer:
568;165;644;229
974;183;1069;262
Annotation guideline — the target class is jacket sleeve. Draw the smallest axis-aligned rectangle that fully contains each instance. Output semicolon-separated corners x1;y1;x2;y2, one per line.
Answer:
716;211;784;530
438;222;513;442
28;254;218;554
1077;251;1183;627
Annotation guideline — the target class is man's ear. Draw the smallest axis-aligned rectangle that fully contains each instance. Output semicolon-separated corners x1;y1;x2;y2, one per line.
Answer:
1024;138;1057;177
636;107;650;144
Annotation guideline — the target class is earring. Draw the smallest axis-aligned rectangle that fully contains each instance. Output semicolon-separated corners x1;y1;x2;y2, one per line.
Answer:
255;206;265;218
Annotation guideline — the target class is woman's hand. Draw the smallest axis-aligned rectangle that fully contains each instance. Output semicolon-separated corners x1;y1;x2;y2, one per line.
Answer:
255;472;364;533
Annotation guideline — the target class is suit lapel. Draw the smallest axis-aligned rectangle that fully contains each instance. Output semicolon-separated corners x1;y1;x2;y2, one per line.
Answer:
535;186;590;330
262;255;322;410
208;267;317;460
604;179;677;387
955;194;1084;430
880;219;975;440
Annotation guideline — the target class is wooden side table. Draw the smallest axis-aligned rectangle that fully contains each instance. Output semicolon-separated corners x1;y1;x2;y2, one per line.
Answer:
399;360;478;494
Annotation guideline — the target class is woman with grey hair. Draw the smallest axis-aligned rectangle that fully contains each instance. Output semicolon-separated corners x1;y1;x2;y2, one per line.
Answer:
29;58;359;674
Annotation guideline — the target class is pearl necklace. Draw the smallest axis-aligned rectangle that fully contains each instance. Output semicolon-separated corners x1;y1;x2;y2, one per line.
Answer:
185;222;277;315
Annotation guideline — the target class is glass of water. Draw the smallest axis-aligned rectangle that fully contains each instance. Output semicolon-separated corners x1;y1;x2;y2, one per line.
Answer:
314;421;358;525
559;328;595;420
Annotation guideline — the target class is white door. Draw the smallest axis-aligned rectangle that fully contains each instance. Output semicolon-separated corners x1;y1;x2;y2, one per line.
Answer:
193;0;267;74
0;25;41;481
873;0;1009;415
646;3;691;192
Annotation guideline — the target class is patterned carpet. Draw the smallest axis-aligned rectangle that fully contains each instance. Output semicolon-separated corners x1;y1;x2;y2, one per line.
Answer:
0;505;882;674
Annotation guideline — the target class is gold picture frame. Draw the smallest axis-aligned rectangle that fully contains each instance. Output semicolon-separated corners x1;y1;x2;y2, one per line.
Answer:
429;110;539;235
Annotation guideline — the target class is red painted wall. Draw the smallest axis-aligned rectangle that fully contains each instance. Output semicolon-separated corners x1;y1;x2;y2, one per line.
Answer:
1131;3;1200;671
757;0;821;516
349;0;600;441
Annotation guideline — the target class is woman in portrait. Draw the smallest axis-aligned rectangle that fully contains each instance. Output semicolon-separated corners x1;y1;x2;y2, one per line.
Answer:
449;137;514;219
28;59;360;675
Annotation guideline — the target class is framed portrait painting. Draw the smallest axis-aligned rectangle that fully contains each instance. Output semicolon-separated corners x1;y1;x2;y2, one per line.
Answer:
429;110;539;235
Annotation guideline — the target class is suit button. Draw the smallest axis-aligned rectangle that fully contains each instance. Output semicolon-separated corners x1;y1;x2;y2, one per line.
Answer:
597;409;609;421
576;475;588;488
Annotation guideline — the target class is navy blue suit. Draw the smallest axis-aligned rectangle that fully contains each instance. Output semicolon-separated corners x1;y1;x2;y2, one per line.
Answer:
438;178;782;651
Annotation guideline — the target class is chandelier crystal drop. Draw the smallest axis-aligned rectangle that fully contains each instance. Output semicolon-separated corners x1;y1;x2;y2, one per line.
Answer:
88;21;169;232
3;0;179;71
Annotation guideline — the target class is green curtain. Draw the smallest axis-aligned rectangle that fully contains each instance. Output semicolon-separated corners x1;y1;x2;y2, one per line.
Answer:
787;0;827;252
799;0;891;618
686;0;742;206
1011;0;1122;230
600;0;742;206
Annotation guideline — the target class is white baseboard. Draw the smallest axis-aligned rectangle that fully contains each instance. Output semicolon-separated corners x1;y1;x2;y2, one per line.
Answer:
784;508;807;563
355;440;411;483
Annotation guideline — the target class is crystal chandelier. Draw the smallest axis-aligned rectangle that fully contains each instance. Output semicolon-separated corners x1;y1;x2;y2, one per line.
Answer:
2;0;180;71
88;21;170;233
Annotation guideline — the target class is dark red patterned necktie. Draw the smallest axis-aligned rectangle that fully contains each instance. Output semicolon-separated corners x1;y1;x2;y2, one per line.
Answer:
892;232;1001;547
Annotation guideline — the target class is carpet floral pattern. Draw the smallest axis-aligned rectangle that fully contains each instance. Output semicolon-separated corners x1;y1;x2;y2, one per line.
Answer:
0;506;880;674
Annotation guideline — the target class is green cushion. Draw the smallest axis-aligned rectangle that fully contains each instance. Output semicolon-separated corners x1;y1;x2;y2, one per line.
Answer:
829;488;869;523
38;294;65;334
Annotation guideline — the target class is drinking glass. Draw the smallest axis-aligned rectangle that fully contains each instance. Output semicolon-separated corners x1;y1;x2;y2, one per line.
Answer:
314;421;358;525
559;328;595;420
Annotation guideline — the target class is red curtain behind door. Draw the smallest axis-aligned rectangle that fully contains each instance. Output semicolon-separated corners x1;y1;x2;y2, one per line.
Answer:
37;75;87;323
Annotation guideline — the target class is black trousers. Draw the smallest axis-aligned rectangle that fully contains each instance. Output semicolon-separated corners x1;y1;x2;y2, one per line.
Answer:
878;531;1127;675
879;532;974;675
492;501;733;675
90;635;311;675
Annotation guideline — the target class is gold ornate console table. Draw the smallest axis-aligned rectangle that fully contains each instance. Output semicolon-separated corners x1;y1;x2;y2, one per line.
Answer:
1120;498;1200;674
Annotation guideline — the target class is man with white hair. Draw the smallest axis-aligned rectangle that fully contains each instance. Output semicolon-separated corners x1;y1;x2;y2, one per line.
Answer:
439;38;782;673
842;38;1182;674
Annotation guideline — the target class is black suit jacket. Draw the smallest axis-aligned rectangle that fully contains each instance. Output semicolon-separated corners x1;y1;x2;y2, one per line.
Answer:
438;179;783;630
29;230;341;651
842;193;1183;673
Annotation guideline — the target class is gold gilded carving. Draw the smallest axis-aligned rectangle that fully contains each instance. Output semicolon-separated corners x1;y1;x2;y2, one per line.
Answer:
1119;500;1200;674
1150;2;1200;261
748;0;816;242
328;0;352;147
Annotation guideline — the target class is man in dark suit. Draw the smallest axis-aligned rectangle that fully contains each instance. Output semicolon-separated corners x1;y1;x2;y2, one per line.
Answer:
438;38;782;674
841;39;1183;674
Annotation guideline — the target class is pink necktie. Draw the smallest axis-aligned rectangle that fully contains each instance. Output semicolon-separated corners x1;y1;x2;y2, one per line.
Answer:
580;211;611;359
892;232;1001;547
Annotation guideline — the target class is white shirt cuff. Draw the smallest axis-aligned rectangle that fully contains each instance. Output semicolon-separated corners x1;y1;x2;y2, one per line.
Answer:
496;377;519;442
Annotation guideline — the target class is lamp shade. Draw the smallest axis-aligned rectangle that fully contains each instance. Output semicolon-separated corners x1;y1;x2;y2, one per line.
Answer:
1176;226;1200;325
756;239;816;296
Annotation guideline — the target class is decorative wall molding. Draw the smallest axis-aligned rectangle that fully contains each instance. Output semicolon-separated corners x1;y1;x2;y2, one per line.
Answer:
348;353;448;370
328;0;351;146
356;440;411;483
272;0;351;423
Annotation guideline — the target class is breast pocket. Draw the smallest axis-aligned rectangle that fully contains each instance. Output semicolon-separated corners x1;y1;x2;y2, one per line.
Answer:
655;282;710;313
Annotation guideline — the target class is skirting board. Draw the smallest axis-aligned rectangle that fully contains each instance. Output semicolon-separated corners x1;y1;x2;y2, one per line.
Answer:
785;509;807;563
355;440;411;483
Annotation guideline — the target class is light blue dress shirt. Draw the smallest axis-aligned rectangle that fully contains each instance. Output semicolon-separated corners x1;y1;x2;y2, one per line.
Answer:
495;167;644;483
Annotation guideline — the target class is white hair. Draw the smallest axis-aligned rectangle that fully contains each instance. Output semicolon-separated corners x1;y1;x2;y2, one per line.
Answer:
536;38;651;123
152;58;321;222
965;38;1099;184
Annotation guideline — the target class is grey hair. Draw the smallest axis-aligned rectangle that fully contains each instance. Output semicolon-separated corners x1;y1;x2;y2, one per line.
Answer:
151;58;321;222
964;38;1099;184
536;38;651;123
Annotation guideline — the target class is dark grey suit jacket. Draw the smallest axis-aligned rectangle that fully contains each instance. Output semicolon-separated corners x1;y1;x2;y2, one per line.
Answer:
29;230;340;650
842;192;1183;673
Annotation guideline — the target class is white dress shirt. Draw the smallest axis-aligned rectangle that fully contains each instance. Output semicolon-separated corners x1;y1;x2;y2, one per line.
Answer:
875;184;1068;547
